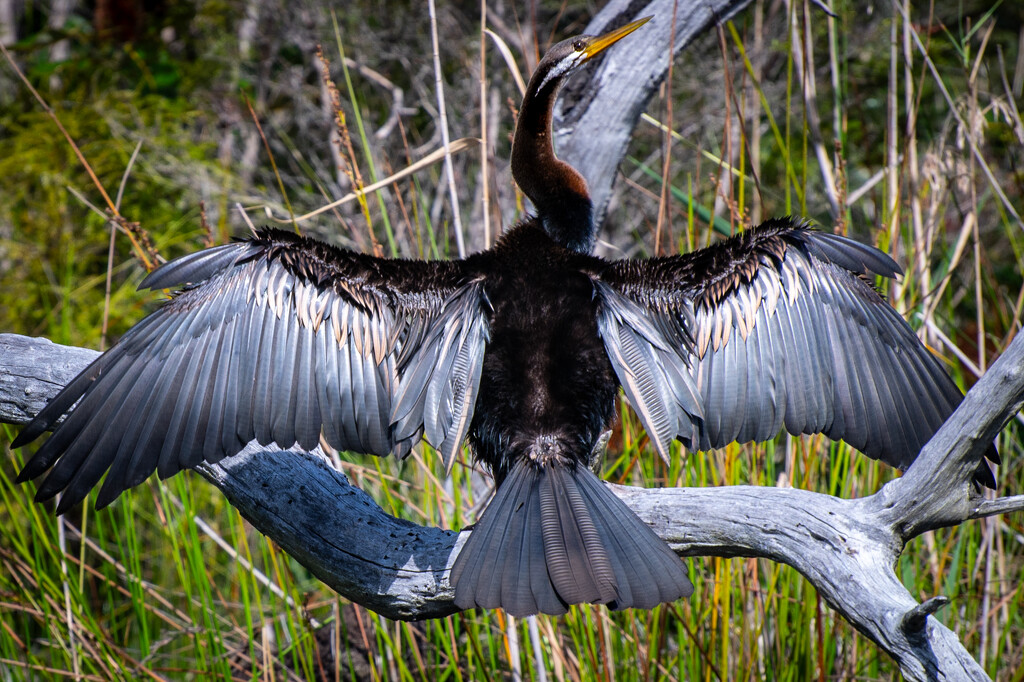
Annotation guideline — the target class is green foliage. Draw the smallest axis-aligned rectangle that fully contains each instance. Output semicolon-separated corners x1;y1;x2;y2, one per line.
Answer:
2;1;1022;680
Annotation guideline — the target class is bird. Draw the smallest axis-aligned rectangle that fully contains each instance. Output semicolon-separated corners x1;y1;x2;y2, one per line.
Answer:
14;17;997;618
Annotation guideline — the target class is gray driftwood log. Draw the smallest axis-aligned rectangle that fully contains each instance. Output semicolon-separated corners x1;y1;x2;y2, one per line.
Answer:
2;330;1022;680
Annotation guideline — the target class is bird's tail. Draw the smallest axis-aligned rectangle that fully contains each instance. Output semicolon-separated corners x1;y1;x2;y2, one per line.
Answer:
450;457;693;617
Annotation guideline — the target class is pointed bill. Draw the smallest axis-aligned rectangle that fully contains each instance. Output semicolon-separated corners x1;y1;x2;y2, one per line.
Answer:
583;16;652;60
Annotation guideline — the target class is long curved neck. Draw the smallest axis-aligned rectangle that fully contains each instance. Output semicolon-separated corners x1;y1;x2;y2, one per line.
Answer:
511;62;595;254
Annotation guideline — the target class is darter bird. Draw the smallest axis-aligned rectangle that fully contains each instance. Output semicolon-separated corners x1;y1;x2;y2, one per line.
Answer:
15;17;996;617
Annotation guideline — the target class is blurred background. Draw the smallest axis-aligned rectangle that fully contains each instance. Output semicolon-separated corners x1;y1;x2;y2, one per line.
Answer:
1;0;1022;679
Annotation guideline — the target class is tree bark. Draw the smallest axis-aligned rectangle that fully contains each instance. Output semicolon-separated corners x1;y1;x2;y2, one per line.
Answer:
2;331;1021;679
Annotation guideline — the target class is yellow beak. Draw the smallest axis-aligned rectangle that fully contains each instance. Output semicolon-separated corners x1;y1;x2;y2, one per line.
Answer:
583;16;652;60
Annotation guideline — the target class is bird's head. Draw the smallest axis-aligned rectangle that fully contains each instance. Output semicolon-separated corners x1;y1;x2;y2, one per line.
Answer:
534;16;652;93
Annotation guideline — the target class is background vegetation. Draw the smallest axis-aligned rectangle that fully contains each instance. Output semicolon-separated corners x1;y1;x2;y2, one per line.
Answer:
1;0;1022;679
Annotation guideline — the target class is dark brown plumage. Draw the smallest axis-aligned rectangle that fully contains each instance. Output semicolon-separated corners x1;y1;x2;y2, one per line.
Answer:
14;17;996;619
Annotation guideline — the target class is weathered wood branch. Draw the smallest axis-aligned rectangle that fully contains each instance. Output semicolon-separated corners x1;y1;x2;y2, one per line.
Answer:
2;331;1021;680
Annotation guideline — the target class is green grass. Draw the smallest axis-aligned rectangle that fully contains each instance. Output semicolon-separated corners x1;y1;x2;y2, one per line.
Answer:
2;1;1023;679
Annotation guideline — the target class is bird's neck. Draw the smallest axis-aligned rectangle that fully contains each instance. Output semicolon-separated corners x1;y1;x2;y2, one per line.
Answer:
511;71;596;254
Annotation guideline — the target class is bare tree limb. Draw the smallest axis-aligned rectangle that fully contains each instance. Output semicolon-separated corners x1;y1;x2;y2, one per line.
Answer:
2;330;1020;680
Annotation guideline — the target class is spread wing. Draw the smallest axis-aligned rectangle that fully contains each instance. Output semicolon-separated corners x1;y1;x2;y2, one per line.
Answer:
596;217;997;486
14;229;489;513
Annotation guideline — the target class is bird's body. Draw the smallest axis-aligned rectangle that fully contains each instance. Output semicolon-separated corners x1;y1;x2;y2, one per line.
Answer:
14;17;996;618
455;222;692;614
468;223;616;481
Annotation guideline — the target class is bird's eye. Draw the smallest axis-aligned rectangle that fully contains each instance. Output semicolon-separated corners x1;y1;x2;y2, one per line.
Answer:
573;39;586;52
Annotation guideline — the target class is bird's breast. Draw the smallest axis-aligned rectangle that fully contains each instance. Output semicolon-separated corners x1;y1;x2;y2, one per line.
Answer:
470;263;618;480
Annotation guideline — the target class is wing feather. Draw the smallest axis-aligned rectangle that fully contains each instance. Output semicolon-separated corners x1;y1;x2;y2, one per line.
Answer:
219;309;248;456
180;325;225;470
158;333;211;477
735;312;763;443
391;282;489;471
95;359;167;507
125;347;193;488
252;300;278;446
595;281;703;462
293;301;320;451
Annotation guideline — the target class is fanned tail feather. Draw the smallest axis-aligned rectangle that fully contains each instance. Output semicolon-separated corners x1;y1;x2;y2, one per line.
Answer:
450;459;693;617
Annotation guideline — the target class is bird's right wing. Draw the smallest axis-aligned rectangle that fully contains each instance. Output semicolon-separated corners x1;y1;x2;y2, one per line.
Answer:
596;218;997;486
14;229;489;513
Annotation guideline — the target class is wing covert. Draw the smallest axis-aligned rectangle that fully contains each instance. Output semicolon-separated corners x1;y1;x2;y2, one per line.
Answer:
594;281;703;461
391;281;490;472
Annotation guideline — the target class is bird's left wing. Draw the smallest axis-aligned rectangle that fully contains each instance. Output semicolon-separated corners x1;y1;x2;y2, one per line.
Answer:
595;218;996;486
14;229;489;513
